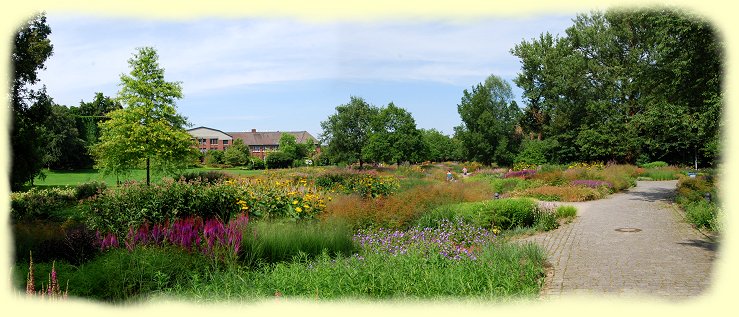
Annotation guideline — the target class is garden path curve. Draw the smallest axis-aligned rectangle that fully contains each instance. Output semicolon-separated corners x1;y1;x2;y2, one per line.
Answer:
518;180;718;301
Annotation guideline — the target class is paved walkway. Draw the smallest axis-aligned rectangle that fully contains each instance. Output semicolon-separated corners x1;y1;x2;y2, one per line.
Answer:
518;180;718;301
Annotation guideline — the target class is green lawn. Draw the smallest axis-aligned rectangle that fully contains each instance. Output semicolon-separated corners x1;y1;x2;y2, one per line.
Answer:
33;167;264;187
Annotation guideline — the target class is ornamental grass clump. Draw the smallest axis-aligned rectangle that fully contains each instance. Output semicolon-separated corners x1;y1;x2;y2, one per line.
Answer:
570;180;614;189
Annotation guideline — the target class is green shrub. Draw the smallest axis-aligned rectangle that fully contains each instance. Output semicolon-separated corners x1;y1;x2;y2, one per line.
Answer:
175;170;229;184
640;161;668;168
203;150;224;166
533;208;558;231
418;198;537;230
239;220;357;267
265;151;293;169
249;157;265;170
684;200;718;231
75;181;107;200
640;168;679;181
555;205;577;219
11;187;77;221
13;220;100;266
84;180;240;236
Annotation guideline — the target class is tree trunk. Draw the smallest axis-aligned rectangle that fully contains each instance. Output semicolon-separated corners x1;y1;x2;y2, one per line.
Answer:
146;157;151;186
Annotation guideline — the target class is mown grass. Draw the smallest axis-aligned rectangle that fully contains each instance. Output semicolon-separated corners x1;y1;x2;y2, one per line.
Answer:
32;167;264;187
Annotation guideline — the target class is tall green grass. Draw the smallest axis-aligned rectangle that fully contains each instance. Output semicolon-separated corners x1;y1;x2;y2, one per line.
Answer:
414;198;538;230
239;220;357;267
32;168;263;187
164;242;546;301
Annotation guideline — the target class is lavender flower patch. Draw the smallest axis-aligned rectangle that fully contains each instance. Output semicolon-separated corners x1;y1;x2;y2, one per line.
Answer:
504;169;536;179
569;180;613;189
353;219;495;260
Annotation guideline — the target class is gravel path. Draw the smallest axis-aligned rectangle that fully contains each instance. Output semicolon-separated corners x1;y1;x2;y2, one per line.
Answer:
518;180;718;301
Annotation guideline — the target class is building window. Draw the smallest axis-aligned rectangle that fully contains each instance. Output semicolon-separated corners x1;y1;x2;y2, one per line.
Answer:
223;140;229;145
198;138;206;145
210;138;218;145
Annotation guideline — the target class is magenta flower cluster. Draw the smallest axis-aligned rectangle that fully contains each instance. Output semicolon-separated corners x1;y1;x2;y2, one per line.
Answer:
570;180;613;188
97;212;249;258
353;219;495;260
504;169;537;179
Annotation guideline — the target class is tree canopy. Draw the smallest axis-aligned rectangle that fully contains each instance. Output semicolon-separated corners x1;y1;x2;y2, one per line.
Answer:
511;7;722;166
10;13;54;190
320;96;379;167
91;47;197;185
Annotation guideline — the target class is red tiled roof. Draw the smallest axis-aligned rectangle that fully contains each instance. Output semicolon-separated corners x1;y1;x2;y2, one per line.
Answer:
226;131;316;146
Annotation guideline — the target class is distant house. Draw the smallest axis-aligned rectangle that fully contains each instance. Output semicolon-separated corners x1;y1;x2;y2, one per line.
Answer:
228;129;318;159
187;127;233;153
187;127;319;159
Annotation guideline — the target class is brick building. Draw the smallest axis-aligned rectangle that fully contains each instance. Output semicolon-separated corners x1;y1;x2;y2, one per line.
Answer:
187;127;318;160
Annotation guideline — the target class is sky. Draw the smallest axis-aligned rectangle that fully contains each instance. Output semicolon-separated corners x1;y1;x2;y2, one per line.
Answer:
37;13;577;139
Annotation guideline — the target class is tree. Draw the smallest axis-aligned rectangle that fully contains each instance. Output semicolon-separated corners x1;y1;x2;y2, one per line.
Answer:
38;102;89;169
91;47;197;185
223;138;250;166
510;8;722;166
319;96;379;167
420;129;463;162
454;74;521;165
277;133;310;161
10;13;54;190
363;102;427;165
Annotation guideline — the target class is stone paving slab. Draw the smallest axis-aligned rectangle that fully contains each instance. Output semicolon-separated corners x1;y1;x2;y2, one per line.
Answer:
517;180;718;301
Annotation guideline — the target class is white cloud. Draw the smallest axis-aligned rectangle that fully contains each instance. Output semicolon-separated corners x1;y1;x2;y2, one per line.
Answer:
38;14;575;106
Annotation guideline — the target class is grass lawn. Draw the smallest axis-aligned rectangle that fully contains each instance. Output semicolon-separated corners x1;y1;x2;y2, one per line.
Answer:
33;167;264;187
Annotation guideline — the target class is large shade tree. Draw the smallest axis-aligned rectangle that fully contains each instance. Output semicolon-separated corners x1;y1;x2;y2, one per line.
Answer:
10;13;54;190
363;102;427;165
92;47;197;185
319;96;379;167
454;74;522;165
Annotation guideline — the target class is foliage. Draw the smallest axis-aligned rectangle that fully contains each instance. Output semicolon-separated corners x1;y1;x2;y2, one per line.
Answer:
265;151;293;169
420;128;463;162
75;181;107;200
175;170;230;184
84;179;241;236
363;102;427;165
23;255;68;299
511;8;722;166
454;74;522;165
239;220;356;267
313;169;399;198
514;185;606;202
249;156;265;170
91;47;197;185
639;161;668;168
222;138;250;166
322;180;490;229
320;96;379;166
232;176;330;220
203;149;224;166
555;205;578;219
11;187;77;221
504;169;537;179
10;13;54;190
675;175;720;231
638;167;679;180
417;198;538;231
515;138;558;166
13;220;100;266
167;242;545;301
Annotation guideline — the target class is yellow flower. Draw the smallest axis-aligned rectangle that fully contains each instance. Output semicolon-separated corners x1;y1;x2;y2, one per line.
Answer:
295;207;303;212
293;200;298;205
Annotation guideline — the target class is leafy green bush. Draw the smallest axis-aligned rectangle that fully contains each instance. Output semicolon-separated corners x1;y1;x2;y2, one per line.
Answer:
684;200;718;231
265;151;293;169
203;150;224;166
676;176;714;205
417;198;538;230
640;161;668;168
533;208;558;231
75;181;107;200
239;220;357;267
11;187;78;221
249;157;265;170
84;180;240;236
175;170;229;184
313;169;399;198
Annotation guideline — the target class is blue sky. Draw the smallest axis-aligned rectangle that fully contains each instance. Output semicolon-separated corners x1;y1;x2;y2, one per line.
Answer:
38;13;577;138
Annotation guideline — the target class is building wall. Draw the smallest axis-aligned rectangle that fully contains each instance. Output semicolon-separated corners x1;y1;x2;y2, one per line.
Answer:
187;127;233;153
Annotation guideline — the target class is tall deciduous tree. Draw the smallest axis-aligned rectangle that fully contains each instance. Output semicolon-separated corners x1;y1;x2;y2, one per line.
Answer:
363;102;427;165
454;74;521;165
91;47;197;185
319;96;379;167
10;13;54;190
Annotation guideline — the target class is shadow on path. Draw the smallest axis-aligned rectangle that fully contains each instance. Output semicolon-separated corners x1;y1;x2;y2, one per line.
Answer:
626;186;676;202
678;239;719;252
